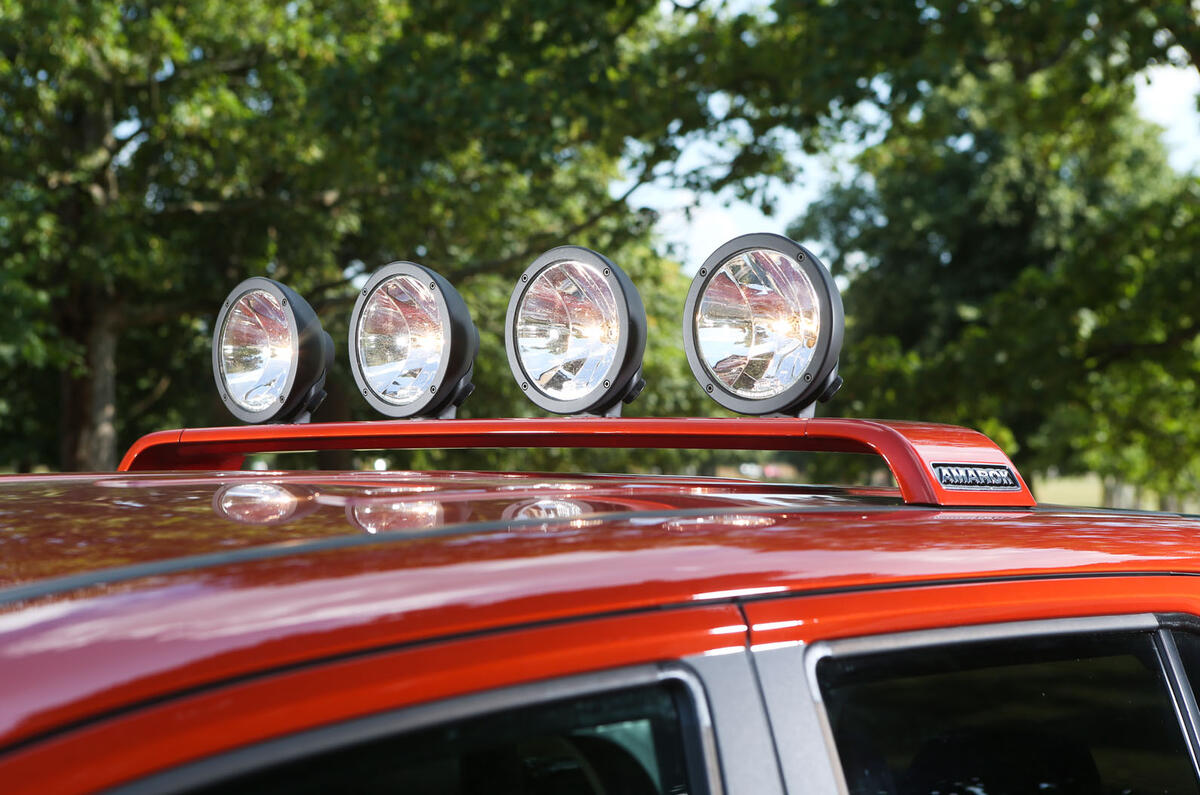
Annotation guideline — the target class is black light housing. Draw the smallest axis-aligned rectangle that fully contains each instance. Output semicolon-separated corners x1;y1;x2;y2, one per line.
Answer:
348;262;478;419
213;277;334;424
505;245;646;417
683;233;843;417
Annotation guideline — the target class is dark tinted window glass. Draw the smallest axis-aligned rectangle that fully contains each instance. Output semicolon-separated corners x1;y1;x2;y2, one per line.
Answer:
191;684;699;795
817;632;1198;795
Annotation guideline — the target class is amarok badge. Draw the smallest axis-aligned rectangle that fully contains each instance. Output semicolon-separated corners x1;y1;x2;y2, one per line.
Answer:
932;463;1020;491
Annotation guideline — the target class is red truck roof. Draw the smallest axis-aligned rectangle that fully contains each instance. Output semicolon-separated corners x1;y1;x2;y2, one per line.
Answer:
2;463;1198;753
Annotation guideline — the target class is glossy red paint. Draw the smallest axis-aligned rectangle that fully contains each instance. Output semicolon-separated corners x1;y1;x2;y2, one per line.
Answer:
117;417;1036;507
5;503;1200;750
744;575;1200;647
0;605;744;795
0;471;897;586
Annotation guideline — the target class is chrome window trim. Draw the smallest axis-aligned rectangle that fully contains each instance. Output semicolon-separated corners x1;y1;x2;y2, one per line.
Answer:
801;613;1163;794
808;613;1160;678
659;662;727;795
114;662;723;795
1158;628;1200;776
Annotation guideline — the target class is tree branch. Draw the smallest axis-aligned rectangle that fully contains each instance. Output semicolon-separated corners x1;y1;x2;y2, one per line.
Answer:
1087;322;1200;370
1012;36;1077;81
123;53;263;89
155;187;350;215
452;159;662;278
128;374;171;416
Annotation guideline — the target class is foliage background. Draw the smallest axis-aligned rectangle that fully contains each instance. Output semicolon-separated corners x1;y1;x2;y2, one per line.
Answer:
0;0;1197;505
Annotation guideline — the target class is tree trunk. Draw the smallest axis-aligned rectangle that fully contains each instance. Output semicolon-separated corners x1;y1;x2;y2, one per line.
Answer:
315;374;355;470
61;300;120;471
78;305;119;470
1102;476;1116;509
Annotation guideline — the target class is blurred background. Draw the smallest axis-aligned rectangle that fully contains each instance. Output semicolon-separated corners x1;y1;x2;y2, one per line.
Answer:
1;0;1197;507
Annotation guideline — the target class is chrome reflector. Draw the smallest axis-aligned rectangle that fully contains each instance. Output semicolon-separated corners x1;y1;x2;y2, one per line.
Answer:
695;248;821;399
515;260;619;401
356;275;446;406
219;289;294;412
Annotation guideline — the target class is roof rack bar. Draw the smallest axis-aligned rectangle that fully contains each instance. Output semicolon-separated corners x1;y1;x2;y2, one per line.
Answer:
118;417;1035;508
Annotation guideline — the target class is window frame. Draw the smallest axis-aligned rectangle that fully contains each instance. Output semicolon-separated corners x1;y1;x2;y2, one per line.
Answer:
800;613;1200;795
112;662;724;795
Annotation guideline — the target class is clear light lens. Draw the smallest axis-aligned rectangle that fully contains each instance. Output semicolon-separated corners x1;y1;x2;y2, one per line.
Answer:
216;483;299;524
357;275;445;405
516;261;619;400
695;248;821;399
220;290;294;412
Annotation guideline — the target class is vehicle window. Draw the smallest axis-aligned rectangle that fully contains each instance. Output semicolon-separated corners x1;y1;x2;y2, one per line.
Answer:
816;631;1198;795
187;683;700;795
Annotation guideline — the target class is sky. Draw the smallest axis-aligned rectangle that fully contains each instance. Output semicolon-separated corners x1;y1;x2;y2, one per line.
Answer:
627;66;1200;273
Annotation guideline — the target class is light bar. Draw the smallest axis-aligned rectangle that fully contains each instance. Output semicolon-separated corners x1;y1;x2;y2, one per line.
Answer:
683;233;843;417
505;246;646;416
349;262;478;419
213;277;334;424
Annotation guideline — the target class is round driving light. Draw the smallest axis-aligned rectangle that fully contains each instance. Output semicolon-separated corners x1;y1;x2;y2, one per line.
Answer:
349;262;478;419
684;233;843;416
505;246;646;416
213;278;334;424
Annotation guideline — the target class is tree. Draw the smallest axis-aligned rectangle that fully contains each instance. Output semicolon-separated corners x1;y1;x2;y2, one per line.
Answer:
789;59;1200;497
5;0;1198;483
722;0;1196;151
0;0;782;471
